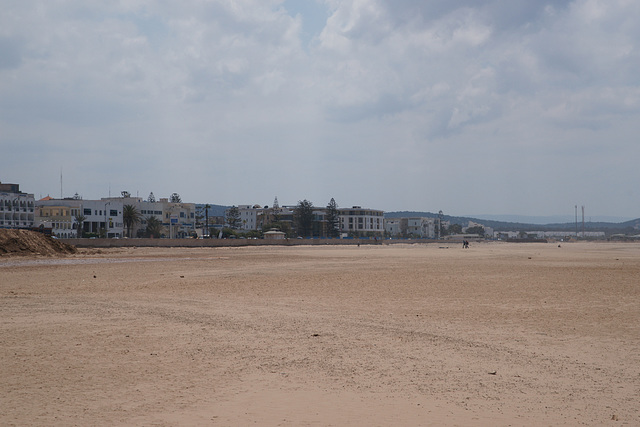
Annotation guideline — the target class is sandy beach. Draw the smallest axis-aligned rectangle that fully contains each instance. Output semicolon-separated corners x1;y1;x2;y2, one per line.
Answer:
1;241;639;426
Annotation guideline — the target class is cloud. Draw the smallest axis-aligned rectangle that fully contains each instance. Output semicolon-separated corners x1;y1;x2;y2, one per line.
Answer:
1;0;639;217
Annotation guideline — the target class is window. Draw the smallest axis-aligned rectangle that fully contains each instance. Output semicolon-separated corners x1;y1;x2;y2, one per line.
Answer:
110;210;117;216
84;208;91;215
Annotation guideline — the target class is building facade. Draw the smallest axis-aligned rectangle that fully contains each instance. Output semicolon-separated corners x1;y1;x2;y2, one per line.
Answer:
338;206;384;236
33;194;196;238
234;204;385;237
384;217;438;238
236;205;261;231
0;182;35;229
35;198;82;238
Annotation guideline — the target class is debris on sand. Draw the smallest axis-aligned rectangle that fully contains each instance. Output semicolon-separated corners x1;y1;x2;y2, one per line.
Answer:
0;229;77;256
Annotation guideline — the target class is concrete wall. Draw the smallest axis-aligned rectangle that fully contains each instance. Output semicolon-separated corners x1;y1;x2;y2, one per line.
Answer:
61;238;402;248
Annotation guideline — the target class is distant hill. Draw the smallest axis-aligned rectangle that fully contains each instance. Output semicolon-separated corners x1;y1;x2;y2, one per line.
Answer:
469;214;635;224
385;211;640;234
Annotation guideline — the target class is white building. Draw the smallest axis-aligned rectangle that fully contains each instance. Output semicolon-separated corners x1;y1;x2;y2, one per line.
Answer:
34;194;196;238
80;199;123;237
236;205;262;230
384;217;438;238
0;182;35;229
101;195;196;238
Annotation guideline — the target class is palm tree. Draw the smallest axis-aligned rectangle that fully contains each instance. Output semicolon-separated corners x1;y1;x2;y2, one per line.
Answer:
123;205;141;238
74;215;85;238
145;215;164;238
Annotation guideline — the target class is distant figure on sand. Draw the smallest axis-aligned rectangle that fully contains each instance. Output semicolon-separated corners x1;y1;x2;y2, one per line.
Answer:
463;240;469;249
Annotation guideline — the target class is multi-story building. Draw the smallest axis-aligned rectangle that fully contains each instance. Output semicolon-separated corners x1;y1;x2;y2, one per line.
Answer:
101;195;196;238
35;197;82;238
33;193;196;238
0;182;35;229
384;217;437;238
338;206;384;237
35;196;120;238
236;205;262;231
241;204;385;237
159;198;196;238
238;204;385;237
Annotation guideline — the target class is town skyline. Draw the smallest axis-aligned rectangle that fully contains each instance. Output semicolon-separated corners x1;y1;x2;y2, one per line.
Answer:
6;179;637;225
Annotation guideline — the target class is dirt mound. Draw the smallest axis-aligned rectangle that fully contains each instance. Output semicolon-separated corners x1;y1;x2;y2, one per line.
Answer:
0;229;77;256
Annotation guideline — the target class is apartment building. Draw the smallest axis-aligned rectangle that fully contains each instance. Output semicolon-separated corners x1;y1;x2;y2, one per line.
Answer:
384;217;438;238
236;205;261;230
33;194;195;238
0;182;35;229
338;206;384;236
36;197;82;238
100;196;196;238
236;204;385;237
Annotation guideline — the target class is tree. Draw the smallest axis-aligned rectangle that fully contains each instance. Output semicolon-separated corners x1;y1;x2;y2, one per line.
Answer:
147;192;156;203
123;204;141;238
196;204;211;237
466;226;485;236
170;193;182;203
294;199;314;237
272;196;281;222
74;214;85;238
448;223;463;235
226;206;241;229
325;198;340;238
145;215;164;238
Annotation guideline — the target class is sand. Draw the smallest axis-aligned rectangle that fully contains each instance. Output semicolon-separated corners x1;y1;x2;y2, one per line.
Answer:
1;242;639;426
0;229;76;256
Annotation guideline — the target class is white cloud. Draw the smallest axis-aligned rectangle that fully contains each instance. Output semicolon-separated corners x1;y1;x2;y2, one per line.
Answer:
1;0;639;217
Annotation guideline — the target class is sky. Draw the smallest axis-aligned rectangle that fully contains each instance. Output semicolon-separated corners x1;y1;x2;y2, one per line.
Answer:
1;0;639;220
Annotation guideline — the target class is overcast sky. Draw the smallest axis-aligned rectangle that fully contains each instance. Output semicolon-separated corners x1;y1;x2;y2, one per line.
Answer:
2;0;639;219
